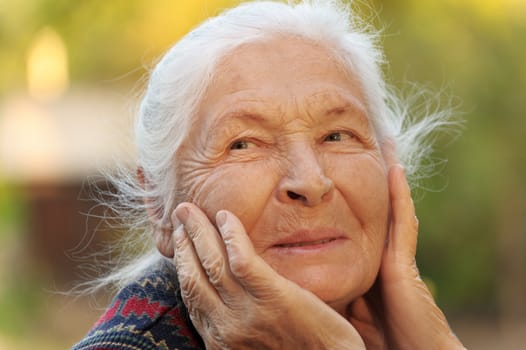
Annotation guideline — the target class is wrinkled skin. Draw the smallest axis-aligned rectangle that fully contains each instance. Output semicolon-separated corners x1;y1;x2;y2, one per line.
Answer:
174;37;389;315
150;37;465;349
171;167;464;349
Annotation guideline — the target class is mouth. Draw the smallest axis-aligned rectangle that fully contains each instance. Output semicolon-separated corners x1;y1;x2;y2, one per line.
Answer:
270;229;347;254
274;237;338;248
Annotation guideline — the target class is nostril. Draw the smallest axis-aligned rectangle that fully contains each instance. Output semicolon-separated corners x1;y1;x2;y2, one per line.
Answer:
287;190;304;201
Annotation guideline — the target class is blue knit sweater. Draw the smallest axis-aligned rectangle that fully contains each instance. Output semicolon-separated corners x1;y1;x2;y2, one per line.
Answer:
72;264;205;350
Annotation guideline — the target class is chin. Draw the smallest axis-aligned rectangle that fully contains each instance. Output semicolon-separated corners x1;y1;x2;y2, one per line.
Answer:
280;266;372;312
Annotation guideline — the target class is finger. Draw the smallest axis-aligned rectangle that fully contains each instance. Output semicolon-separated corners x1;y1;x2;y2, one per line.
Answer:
381;167;466;349
172;223;222;321
174;203;242;299
386;164;418;262
216;210;288;300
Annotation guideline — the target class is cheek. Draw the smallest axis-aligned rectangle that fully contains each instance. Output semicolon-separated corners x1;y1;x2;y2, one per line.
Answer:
330;153;389;237
183;161;279;229
331;154;389;289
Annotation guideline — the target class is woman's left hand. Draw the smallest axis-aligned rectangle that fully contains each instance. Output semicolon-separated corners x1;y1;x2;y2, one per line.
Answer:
172;203;366;349
347;165;466;350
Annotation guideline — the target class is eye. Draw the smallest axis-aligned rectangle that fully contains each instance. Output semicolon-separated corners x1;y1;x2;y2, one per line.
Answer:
323;131;355;142
229;139;255;150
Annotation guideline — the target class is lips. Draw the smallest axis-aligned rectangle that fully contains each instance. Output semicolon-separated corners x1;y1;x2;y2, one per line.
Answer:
275;238;337;248
271;229;345;249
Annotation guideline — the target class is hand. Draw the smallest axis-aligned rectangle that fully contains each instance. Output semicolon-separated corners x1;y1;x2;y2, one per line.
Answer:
348;165;466;350
171;203;366;349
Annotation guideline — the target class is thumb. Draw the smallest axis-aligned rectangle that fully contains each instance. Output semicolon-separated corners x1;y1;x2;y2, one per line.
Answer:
216;210;287;299
380;166;465;349
384;164;419;275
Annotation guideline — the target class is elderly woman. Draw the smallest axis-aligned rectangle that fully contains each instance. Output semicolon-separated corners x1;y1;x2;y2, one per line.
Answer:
73;1;466;349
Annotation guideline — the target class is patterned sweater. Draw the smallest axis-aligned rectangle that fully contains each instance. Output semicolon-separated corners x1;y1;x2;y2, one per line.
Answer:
71;265;205;350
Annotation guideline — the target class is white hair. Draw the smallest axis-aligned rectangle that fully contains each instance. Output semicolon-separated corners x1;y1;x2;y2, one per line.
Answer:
85;0;457;292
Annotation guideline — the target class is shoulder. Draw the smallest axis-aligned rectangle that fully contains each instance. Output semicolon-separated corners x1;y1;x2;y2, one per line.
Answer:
71;264;204;350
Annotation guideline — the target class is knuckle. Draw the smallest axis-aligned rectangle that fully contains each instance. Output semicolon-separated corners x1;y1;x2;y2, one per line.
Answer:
187;221;206;241
188;307;202;327
229;256;252;280
203;255;225;286
178;269;200;304
221;225;237;240
174;231;191;251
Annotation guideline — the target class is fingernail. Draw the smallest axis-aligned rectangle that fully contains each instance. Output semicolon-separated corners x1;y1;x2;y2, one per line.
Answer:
175;205;190;225
216;211;227;229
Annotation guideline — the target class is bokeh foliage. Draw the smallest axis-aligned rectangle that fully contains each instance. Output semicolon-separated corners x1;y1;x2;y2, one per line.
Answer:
0;0;242;93
369;0;526;315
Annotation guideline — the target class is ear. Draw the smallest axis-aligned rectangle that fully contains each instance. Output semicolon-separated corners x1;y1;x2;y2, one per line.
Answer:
137;167;174;258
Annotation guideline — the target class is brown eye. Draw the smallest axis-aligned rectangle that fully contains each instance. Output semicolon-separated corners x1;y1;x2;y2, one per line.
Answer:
324;132;343;142
230;140;248;150
230;140;256;150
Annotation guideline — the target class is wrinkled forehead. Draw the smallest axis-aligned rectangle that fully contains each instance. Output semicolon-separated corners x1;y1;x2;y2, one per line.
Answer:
192;35;370;127
213;35;363;96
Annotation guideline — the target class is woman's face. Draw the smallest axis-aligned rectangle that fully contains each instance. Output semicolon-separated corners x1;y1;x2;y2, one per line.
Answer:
175;37;389;313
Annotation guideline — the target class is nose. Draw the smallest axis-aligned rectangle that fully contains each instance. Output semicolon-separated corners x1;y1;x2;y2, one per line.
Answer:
277;145;334;207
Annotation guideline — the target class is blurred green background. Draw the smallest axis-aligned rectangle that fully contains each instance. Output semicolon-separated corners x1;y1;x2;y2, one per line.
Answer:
0;0;524;348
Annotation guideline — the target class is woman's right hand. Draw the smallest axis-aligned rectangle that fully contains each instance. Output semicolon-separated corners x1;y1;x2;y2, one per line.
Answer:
172;203;366;349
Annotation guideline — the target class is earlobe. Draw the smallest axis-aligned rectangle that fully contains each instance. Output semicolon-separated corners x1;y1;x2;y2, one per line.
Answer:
137;167;174;258
137;167;161;222
154;226;175;258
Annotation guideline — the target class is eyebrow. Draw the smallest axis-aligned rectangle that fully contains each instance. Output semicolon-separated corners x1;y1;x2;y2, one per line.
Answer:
217;109;268;123
203;107;272;146
324;103;367;119
314;90;369;119
208;105;278;132
208;90;369;133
